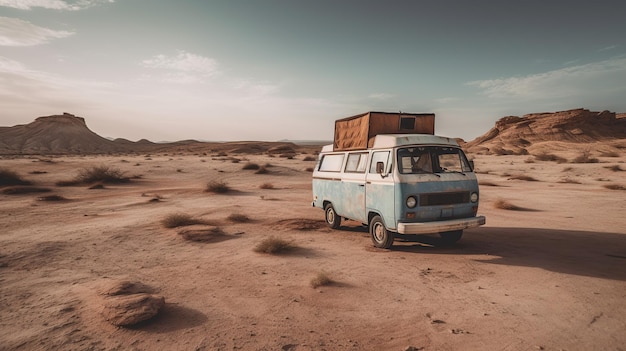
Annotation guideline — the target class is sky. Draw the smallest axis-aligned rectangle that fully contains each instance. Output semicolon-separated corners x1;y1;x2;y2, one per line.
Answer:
1;0;625;142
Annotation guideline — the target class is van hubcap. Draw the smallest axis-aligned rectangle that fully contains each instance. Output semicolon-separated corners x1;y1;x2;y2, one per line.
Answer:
326;209;335;223
373;223;384;242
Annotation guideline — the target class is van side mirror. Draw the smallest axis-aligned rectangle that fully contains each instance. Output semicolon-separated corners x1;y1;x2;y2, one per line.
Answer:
376;161;385;174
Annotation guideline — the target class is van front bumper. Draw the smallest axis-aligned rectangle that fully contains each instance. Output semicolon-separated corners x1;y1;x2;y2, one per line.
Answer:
397;216;486;235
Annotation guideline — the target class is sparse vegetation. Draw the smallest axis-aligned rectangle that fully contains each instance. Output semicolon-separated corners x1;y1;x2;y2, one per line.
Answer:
227;213;251;223
205;180;231;193
604;165;624;172
493;198;529;211
1;186;51;195
259;182;274;189
242;162;260;170
604;184;626;191
37;194;67;201
310;271;334;288
508;174;538;181
303;156;316;161
57;165;130;186
253;236;296;254
534;152;567;163
161;213;207;228
573;150;599;164
0;168;32;186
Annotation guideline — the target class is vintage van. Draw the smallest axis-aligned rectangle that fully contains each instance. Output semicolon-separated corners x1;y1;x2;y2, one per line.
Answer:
312;134;486;248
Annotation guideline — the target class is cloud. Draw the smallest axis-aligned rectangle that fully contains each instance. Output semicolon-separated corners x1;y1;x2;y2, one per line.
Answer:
142;51;219;77
467;57;626;100
599;45;618;52
368;93;393;100
0;0;113;10
0;17;73;46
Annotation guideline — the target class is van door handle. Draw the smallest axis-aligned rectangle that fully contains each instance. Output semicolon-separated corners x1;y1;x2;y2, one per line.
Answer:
359;184;365;187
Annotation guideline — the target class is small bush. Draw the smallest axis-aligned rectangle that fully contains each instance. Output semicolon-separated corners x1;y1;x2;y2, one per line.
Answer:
242;162;260;170
255;166;269;174
1;186;51;195
493;199;526;211
161;213;206;228
604;184;626;191
303;156;316;161
58;165;129;186
604;165;624;172
37;194;67;201
305;167;314;172
259;182;274;189
573;151;599;164
227;213;251;223
508;174;538;181
310;271;334;288
205;180;231;193
0;168;32;186
253;236;296;254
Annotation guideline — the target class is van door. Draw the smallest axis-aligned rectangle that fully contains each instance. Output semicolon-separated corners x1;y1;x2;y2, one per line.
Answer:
365;150;396;230
339;152;368;223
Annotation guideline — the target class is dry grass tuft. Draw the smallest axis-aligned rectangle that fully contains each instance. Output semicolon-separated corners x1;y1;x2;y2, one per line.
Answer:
259;182;274;189
242;163;260;170
0;168;32;186
604;184;626;191
303;156;317;161
36;194;68;201
493;198;529;211
310;271;334;288
253;236;297;254
227;213;251;223
205;180;231;193
57;165;129;186
161;213;207;228
604;165;624;172
508;174;538;181
572;150;599;164
1;186;51;195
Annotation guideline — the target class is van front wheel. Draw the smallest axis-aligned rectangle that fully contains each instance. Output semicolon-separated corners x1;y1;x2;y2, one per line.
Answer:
439;230;463;244
324;203;341;229
370;215;394;249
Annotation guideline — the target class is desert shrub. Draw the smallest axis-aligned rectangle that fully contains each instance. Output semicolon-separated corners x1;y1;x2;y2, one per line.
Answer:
303;156;316;161
259;182;274;189
305;167;314;172
161;213;206;228
572;151;599;164
227;213;251;223
493;199;526;211
205;180;231;193
255;166;269;174
599;151;620;157
534;152;567;163
310;271;334;288
508;174;538;181
59;165;130;185
253;236;296;254
604;165;624;172
604;184;626;191
231;158;241;163
1;186;51;195
0;168;32;186
37;194;67;201
242;162;260;170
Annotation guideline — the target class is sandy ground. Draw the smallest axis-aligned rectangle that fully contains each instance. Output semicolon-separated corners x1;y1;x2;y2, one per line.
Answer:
1;149;625;351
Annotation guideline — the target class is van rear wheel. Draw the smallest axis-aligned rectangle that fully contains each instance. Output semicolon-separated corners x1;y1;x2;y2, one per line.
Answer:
324;203;341;229
439;230;463;244
370;215;394;249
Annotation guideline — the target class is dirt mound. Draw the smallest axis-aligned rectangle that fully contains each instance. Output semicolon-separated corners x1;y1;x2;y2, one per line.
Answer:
273;218;326;231
99;280;164;327
464;108;626;155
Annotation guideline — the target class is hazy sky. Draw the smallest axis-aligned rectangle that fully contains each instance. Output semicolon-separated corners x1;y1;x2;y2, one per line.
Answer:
1;0;625;142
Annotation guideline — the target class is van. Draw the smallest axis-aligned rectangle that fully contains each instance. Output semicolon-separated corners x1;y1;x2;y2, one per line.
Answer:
312;133;486;248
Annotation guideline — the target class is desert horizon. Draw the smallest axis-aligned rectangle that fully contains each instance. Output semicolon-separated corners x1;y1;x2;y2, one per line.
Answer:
1;107;625;350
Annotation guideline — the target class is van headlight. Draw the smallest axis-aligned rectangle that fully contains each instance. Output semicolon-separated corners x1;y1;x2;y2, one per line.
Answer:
406;196;417;208
470;192;479;203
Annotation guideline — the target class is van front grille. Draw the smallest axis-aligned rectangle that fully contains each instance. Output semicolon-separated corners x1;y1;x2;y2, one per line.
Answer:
420;191;469;206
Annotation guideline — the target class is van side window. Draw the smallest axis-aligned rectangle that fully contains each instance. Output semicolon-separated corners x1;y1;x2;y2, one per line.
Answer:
345;153;368;173
369;151;390;173
318;154;344;172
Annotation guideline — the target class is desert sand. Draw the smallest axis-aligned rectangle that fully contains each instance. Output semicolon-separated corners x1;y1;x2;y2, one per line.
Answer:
1;142;625;351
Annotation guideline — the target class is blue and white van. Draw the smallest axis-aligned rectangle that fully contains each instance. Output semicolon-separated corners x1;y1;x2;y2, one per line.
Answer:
312;134;485;248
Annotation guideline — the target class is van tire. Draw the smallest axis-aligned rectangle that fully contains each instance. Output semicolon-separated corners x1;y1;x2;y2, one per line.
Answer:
439;230;463;244
369;215;394;249
324;203;341;229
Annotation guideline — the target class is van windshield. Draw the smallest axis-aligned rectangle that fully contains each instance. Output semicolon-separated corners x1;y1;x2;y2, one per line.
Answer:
397;146;472;174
